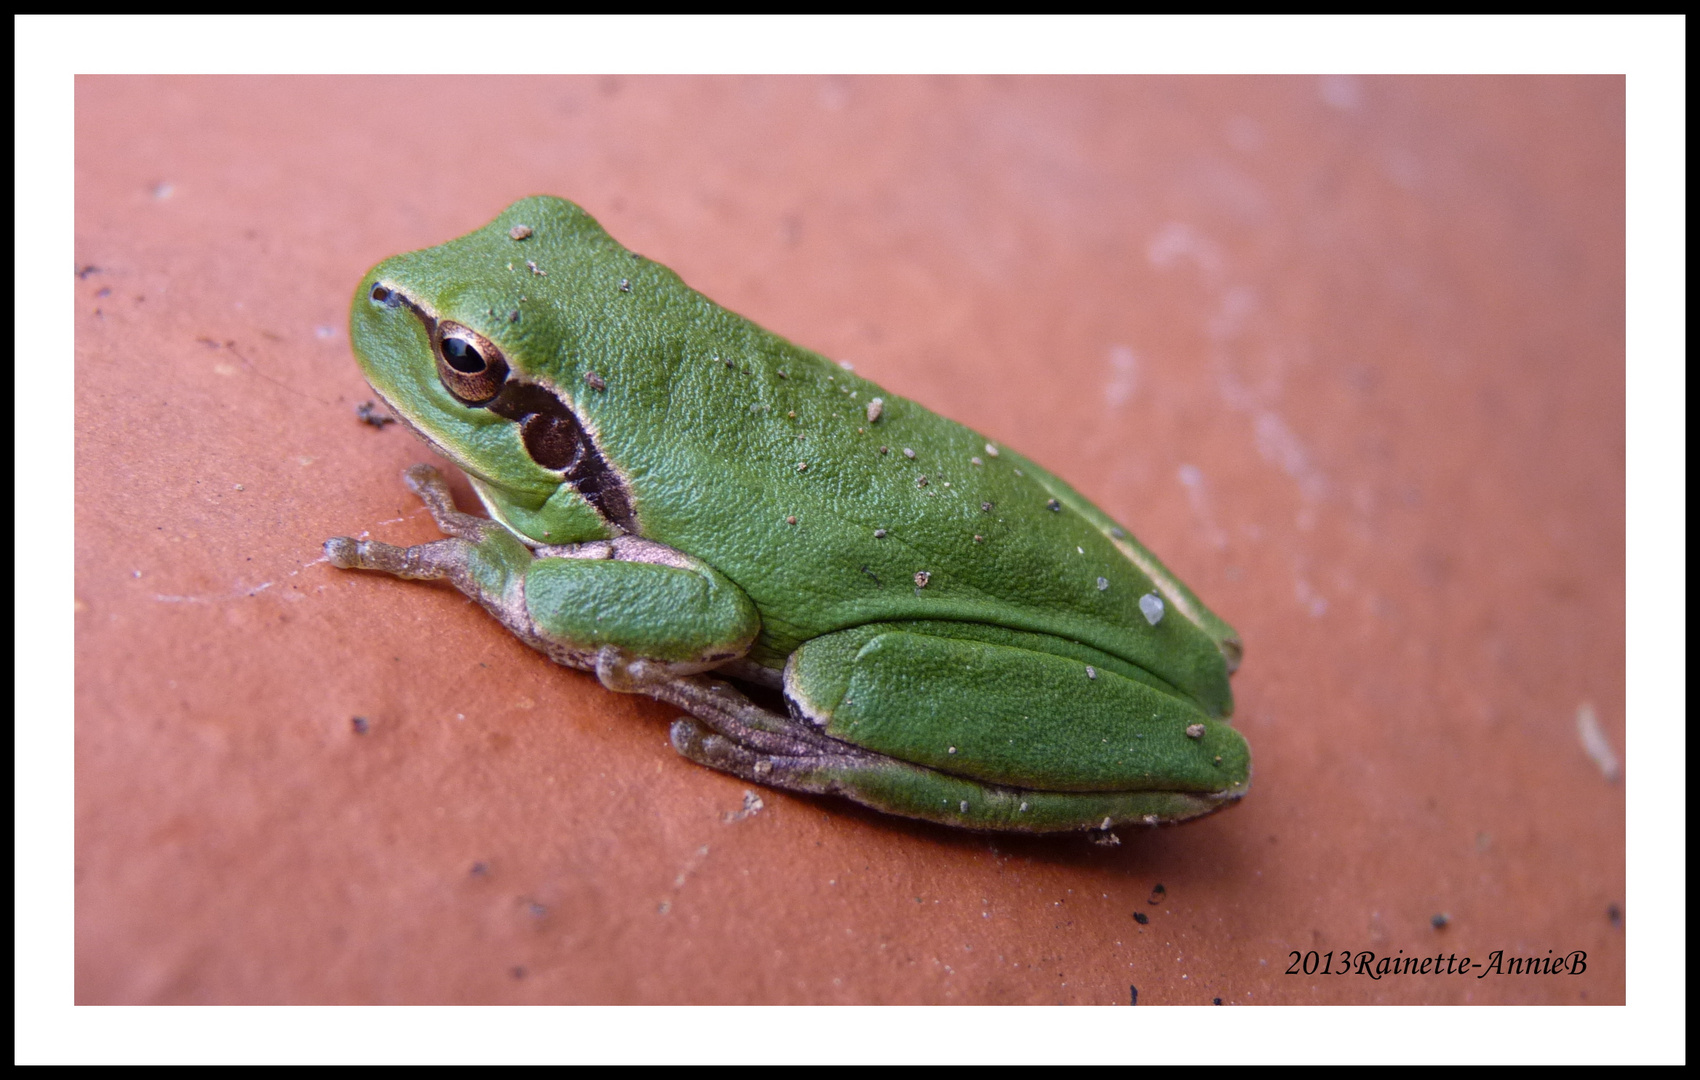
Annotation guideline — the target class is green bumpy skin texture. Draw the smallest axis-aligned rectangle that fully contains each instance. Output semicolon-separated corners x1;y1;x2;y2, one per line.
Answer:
340;195;1250;833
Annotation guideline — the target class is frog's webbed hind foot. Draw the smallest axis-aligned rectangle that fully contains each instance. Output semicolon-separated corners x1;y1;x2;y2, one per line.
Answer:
669;716;870;794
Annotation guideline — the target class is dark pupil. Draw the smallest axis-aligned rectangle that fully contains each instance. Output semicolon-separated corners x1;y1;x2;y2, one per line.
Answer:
442;337;486;374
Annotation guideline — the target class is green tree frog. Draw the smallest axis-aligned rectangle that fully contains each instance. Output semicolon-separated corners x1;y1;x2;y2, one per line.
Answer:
325;196;1249;833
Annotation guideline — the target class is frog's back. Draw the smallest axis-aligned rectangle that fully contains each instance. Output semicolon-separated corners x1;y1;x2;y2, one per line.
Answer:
618;351;1237;718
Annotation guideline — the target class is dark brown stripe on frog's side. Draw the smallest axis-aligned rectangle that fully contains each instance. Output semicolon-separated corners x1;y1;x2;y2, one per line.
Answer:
370;281;638;535
486;384;636;534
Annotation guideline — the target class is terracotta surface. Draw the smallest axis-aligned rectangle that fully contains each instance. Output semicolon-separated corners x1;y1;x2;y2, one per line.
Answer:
75;76;1625;1005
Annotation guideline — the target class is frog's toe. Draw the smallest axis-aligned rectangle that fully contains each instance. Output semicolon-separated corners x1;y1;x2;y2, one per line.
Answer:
402;463;448;492
323;537;361;567
669;717;839;795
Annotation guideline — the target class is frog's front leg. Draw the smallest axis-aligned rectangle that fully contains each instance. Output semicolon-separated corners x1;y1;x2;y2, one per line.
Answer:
325;465;761;682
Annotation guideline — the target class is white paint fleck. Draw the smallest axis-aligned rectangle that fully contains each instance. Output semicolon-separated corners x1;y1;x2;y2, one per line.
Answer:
722;790;765;823
1085;666;1097;680
984;443;999;457
1209;286;1259;342
1576;702;1620;781
866;397;883;423
1105;345;1140;407
1146;222;1223;281
1096;577;1109;591
1177;464;1228;550
1295;579;1329;617
1139;593;1165;625
1254;412;1328;503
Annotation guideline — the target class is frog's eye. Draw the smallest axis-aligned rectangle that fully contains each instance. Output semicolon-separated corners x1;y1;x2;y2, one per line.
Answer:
432;322;509;406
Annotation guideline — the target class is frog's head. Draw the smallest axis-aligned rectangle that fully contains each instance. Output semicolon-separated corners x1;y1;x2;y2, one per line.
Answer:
349;196;643;544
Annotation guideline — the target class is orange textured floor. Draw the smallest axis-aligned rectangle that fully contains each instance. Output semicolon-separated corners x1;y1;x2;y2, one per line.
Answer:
74;75;1625;1004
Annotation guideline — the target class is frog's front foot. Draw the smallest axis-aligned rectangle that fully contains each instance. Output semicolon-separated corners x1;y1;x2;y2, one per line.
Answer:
402;463;503;541
321;534;462;580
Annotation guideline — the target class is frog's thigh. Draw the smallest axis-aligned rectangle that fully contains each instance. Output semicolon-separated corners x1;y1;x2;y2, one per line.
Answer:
787;625;1251;796
524;556;758;667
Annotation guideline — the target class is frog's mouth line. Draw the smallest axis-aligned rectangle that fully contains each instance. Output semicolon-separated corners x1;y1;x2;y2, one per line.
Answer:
366;280;638;536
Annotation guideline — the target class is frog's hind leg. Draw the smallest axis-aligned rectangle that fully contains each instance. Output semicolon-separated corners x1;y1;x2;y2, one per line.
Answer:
666;622;1250;833
667;713;1237;833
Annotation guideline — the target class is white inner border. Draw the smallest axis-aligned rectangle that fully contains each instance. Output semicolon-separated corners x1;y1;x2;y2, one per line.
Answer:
21;13;1684;1066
